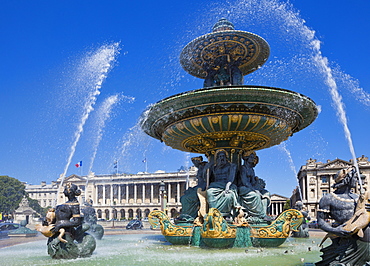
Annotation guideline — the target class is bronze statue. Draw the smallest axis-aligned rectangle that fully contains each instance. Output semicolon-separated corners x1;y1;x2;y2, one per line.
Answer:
37;183;96;259
206;149;241;219
316;167;370;265
82;199;104;240
177;156;208;222
238;151;271;223
291;201;309;238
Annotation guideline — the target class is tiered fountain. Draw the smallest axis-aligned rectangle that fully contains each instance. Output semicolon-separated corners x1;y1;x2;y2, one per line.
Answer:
141;18;318;248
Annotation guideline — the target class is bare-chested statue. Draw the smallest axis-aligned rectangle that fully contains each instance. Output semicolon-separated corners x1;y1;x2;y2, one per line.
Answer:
206;149;241;218
238;151;270;223
178;156;208;221
316;167;370;265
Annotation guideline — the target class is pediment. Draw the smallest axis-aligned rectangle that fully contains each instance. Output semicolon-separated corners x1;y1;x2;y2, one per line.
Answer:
270;194;288;201
64;174;87;183
319;158;352;169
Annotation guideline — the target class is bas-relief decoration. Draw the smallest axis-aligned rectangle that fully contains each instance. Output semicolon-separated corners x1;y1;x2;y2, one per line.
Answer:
358;155;369;165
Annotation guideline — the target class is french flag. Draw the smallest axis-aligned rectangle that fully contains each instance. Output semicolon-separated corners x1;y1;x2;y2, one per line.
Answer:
75;161;82;168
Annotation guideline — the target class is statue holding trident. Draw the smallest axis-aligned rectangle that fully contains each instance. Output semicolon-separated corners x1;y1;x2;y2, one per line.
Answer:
316;166;370;266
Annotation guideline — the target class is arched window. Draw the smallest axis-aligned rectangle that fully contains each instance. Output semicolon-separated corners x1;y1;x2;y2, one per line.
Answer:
97;209;102;219
310;189;315;198
136;209;142;219
128;209;134;219
120;209;125;220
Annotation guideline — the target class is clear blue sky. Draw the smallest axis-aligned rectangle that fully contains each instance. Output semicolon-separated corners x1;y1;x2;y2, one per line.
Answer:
1;0;369;197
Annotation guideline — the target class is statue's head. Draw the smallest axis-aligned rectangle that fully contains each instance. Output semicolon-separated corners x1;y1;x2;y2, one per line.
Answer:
191;156;203;168
64;183;81;197
84;198;93;206
242;151;259;166
215;149;229;166
333;167;357;189
294;201;303;210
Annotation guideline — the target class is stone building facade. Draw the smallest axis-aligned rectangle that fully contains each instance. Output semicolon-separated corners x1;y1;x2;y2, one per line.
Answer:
26;169;197;220
25;168;289;220
292;155;370;219
269;194;288;217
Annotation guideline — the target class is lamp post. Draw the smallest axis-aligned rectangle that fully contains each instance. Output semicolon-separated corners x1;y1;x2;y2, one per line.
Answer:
159;180;167;214
112;201;116;228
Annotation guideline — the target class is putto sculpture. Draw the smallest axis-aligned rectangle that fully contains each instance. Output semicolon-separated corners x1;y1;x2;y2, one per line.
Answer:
142;18;318;248
36;183;96;259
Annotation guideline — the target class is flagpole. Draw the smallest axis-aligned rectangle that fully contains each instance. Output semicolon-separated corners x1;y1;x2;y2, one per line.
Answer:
114;160;118;175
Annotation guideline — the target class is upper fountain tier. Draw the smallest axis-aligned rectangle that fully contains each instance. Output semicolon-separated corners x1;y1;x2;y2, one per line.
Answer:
180;18;270;87
141;19;318;160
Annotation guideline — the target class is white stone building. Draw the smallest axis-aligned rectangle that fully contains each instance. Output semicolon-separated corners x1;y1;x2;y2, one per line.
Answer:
292;155;370;219
26;169;197;220
25;168;290;220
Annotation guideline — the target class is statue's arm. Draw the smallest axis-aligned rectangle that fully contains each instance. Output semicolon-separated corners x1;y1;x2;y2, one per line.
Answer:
228;163;237;184
317;197;333;232
317;196;353;237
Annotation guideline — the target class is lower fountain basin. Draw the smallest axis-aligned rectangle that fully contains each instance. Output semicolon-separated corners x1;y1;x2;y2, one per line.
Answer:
0;234;322;265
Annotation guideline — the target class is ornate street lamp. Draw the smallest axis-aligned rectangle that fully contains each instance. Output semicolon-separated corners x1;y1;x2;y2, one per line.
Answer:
159;181;167;214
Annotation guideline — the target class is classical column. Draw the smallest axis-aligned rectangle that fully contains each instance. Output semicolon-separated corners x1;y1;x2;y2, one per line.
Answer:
142;184;145;203
118;185;121;204
110;184;114;205
150;184;154;203
302;176;306;202
168;183;171;203
102;184;106;205
134;184;137;203
126;184;129;203
91;184;99;204
176;182;180;203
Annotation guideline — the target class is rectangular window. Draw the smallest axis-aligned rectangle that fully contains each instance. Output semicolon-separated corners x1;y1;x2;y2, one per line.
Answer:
321;176;328;183
322;189;328;195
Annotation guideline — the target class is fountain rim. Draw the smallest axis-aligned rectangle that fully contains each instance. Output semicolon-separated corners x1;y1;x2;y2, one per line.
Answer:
140;85;319;149
180;29;269;53
149;85;317;107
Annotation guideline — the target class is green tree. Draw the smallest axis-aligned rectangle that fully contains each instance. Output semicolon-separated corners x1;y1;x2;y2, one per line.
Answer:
283;199;291;210
27;197;48;217
0;176;26;216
